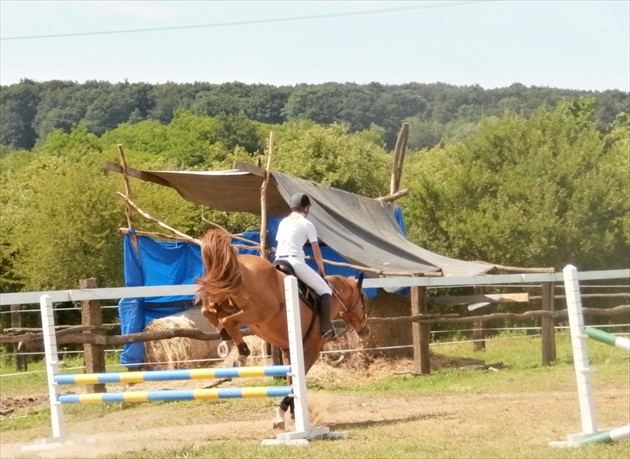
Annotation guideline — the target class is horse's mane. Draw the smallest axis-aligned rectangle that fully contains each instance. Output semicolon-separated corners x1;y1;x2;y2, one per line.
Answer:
196;230;243;303
328;275;360;303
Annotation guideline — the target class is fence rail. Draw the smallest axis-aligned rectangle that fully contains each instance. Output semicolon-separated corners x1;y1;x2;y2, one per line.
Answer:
1;269;628;375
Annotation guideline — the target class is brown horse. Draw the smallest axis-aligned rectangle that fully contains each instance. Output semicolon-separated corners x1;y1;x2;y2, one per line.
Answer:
196;229;370;429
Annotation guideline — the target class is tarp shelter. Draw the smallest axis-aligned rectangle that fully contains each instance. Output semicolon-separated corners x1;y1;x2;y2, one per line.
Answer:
107;161;494;368
106;161;492;277
117;211;409;368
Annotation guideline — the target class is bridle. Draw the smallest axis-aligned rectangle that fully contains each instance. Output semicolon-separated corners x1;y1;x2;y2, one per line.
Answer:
330;273;368;330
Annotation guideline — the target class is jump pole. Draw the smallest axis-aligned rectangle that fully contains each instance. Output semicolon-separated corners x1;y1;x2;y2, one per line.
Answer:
549;265;630;448
23;276;337;451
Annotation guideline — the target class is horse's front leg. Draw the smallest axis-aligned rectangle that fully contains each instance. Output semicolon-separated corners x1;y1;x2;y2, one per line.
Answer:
200;301;233;359
220;310;252;367
273;395;293;430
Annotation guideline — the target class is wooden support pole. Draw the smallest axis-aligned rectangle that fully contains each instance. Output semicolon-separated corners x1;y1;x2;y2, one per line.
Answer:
79;278;106;393
541;281;557;365
11;304;27;372
472;286;486;351
411;278;430;375
390;122;409;196
117;144;138;254
259;132;274;260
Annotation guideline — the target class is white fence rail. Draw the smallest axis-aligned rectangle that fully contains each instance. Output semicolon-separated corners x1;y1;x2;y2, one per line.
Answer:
2;269;629;306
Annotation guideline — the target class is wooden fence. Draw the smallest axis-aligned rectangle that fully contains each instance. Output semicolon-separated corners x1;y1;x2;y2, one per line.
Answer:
1;269;629;376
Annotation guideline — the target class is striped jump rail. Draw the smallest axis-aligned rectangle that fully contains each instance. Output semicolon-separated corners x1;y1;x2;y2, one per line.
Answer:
57;386;293;404
584;327;630;352
54;365;292;385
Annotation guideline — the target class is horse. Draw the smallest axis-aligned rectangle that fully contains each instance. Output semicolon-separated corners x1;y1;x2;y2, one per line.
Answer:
196;229;370;429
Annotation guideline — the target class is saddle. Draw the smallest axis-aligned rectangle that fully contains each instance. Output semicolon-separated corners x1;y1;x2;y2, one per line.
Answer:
273;260;321;312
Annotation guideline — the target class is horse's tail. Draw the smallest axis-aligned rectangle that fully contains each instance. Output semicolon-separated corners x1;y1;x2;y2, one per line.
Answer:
196;229;243;303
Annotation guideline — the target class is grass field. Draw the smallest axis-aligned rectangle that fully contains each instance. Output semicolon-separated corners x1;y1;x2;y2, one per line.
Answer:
1;332;629;458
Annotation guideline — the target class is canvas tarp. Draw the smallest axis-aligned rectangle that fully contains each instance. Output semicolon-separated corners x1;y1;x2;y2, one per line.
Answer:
105;161;492;277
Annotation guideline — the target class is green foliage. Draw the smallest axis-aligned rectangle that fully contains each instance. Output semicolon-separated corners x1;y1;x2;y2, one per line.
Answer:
271;121;390;197
1;95;627;299
402;98;630;269
0;151;125;290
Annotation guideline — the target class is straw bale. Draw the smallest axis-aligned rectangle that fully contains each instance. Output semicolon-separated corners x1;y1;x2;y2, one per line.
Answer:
144;307;226;370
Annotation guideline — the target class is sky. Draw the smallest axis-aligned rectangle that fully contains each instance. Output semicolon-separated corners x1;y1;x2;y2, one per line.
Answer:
1;1;628;92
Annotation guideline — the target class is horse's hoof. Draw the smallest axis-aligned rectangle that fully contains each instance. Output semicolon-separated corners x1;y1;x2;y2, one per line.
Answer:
273;421;286;430
236;355;248;367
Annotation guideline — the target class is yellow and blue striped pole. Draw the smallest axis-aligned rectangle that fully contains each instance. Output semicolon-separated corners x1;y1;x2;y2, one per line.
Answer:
57;386;292;404
55;365;292;385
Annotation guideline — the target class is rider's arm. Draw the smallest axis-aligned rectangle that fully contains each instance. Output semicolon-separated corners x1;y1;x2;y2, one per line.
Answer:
310;241;326;277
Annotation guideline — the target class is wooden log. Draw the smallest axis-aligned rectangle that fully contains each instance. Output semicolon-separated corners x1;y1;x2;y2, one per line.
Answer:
117;192;201;245
3;305;627;347
390;122;409;196
376;189;409;203
80;278;106;393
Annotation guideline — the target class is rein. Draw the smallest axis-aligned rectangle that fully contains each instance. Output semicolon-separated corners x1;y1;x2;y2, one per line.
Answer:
330;283;368;329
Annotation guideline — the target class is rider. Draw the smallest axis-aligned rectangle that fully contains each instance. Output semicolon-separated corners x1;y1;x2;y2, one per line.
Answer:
275;192;336;340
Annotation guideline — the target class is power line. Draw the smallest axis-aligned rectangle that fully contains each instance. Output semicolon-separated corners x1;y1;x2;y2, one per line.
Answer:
1;1;487;41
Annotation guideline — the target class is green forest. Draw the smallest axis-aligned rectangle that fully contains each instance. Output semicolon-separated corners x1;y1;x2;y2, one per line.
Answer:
0;80;628;296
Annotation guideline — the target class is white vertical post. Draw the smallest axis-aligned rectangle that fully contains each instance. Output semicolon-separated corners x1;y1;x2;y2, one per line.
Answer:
268;276;333;444
563;265;598;436
284;276;310;433
40;294;66;439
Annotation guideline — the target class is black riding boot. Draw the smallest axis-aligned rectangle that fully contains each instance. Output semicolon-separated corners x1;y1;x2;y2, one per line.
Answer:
319;294;336;340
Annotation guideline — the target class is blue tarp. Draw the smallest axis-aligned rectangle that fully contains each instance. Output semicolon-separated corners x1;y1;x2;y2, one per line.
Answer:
118;231;203;368
119;208;408;368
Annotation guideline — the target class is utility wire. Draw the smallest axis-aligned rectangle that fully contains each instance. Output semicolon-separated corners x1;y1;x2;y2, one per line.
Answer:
1;1;488;41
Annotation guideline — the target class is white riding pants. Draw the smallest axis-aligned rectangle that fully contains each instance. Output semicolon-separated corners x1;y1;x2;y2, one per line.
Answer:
281;257;332;296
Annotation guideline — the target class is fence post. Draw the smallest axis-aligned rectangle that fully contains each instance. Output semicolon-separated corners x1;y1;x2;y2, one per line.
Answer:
541;281;556;365
11;304;28;372
79;278;106;393
472;286;486;351
411;279;430;375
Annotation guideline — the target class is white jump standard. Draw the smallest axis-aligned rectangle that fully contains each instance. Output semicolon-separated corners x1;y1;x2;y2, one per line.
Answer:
549;265;630;448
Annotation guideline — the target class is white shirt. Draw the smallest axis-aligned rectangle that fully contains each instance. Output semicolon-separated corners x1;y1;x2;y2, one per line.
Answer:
275;212;318;258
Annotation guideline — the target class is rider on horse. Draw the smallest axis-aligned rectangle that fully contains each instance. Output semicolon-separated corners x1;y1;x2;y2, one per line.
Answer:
275;192;337;340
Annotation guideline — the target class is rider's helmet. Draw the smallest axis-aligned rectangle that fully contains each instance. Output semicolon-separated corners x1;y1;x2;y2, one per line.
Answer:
289;193;311;211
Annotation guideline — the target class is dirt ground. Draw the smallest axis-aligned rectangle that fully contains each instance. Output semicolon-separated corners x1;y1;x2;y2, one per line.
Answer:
0;324;630;459
0;354;493;458
0;349;627;458
2;384;627;459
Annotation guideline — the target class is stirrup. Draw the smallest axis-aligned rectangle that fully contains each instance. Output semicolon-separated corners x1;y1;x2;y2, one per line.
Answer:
321;326;337;340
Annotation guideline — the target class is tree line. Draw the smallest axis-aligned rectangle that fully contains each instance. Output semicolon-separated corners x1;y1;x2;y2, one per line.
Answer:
1;94;628;299
1;79;627;153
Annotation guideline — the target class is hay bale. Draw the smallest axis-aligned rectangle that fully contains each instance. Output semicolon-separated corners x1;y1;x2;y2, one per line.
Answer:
362;291;412;358
144;307;227;370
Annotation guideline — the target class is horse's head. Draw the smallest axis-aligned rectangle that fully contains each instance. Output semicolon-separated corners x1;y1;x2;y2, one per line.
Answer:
327;273;370;339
